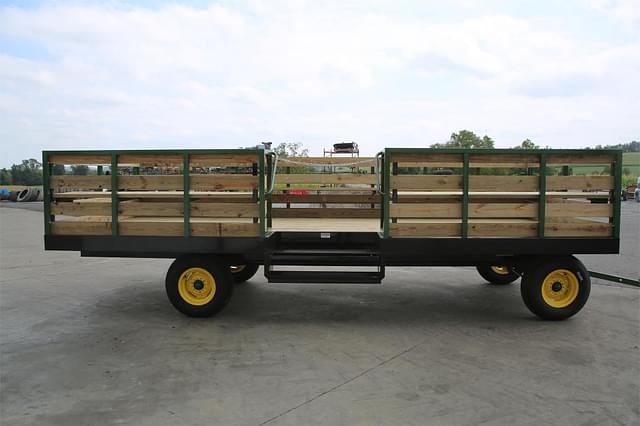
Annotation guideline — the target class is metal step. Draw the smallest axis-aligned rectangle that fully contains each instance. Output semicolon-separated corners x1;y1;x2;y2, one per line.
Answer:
267;270;383;284
264;249;385;284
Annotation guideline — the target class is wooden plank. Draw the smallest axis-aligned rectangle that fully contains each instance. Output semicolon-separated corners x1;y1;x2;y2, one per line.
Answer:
191;222;259;237
191;203;258;218
546;203;612;217
391;153;463;164
390;203;461;218
546;175;613;191
391;175;463;190
51;221;111;235
119;202;183;217
190;175;259;190
119;221;183;236
547;153;615;165
50;175;111;190
469;222;538;237
389;222;460;237
271;218;380;232
279;157;375;166
190;154;259;167
48;154;111;165
272;194;381;204
469;176;538;191
51;202;111;216
545;222;612;237
469;203;538;218
52;190;255;199
272;208;380;219
469;154;539;168
276;174;376;185
116;175;259;191
118;154;183;166
118;175;182;190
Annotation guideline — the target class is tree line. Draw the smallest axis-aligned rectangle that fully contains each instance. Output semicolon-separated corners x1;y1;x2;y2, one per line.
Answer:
1;134;637;185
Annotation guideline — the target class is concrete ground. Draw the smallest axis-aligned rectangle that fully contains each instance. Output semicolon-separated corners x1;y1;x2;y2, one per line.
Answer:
0;202;638;426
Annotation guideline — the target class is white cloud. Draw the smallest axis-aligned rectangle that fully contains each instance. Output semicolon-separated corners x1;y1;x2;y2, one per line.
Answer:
0;1;638;165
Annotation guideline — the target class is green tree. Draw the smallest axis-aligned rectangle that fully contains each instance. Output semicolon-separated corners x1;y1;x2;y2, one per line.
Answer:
71;165;89;175
52;164;66;175
431;130;495;149
10;159;42;185
0;168;12;184
273;142;309;157
514;139;539;149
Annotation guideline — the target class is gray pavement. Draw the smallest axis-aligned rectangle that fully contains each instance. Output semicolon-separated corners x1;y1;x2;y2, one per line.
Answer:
1;203;639;426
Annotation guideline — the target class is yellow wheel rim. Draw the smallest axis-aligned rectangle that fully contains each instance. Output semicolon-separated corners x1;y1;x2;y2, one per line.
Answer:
541;269;579;308
178;267;217;306
230;265;246;273
490;266;510;275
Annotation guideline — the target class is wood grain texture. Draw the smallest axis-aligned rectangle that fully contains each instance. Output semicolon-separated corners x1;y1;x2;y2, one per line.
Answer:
546;175;614;190
51;221;111;235
391;175;463;190
390;203;461;218
547;153;615;165
48;154;111;165
50;175;111;189
190;154;259;167
389;222;460;237
545;203;612;217
469;176;538;192
52;202;111;216
272;194;380;204
276;174;376;185
272;208;380;219
544;222;612;237
469;203;538;218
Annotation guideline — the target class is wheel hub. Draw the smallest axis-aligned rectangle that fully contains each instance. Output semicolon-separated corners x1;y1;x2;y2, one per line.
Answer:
178;267;217;306
541;269;579;308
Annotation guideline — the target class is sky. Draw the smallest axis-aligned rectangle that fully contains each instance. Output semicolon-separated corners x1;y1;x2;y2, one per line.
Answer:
0;0;639;166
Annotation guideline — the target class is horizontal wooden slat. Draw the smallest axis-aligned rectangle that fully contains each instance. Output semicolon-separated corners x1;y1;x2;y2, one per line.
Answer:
469;176;538;192
544;221;612;237
115;175;259;191
546;176;613;191
279;157;375;165
547;154;615;165
52;202;111;216
391;153;463;164
276;174;376;185
190;175;259;190
119;221;183;236
191;203;258;218
469;222;538;237
191;222;259;237
546;203;612;217
50;175;111;189
119;202;182;217
272;194;381;204
470;203;538;218
390;203;461;218
190;154;259;167
389;222;460;237
51;221;111;235
272;208;380;219
118;154;183;166
48;154;111;165
391;175;463;190
469;154;539;168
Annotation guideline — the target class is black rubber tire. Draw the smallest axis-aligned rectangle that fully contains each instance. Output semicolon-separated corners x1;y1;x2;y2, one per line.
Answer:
476;265;520;285
165;255;234;317
230;263;260;284
520;256;590;321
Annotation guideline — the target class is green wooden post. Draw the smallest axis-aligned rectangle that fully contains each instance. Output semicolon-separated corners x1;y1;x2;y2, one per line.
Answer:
183;153;190;238
259;153;265;238
612;151;622;239
42;152;52;236
538;154;547;238
383;150;391;238
462;153;469;238
111;153;119;236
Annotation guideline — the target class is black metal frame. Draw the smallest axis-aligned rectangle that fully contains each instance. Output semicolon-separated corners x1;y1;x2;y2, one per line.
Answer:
46;232;619;267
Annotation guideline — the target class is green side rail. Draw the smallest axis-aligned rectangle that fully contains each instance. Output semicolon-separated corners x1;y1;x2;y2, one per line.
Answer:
42;148;268;238
380;148;622;240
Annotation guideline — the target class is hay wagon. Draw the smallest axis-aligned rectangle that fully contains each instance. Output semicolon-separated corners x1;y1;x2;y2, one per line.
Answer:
43;147;622;320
